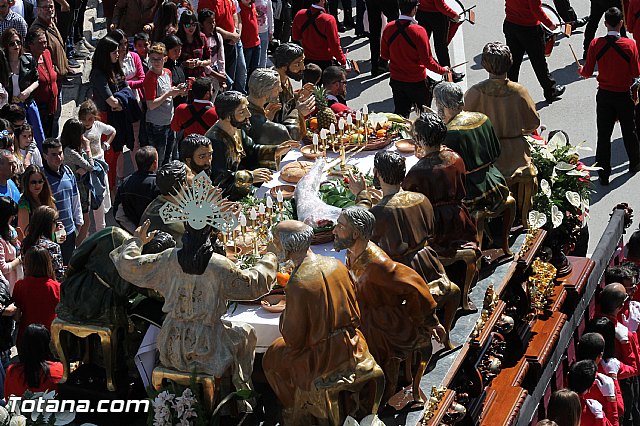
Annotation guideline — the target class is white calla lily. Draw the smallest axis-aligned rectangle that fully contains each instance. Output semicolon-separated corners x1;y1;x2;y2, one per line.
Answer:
528;210;547;229
566;191;581;208
551;205;563;228
540;179;551;197
555;161;576;171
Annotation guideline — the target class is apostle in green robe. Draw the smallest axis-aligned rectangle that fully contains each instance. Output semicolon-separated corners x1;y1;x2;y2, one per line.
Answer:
433;82;510;217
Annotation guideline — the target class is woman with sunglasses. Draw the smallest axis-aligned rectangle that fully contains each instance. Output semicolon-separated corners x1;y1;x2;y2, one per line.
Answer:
17;165;56;235
0;28;45;148
176;10;211;79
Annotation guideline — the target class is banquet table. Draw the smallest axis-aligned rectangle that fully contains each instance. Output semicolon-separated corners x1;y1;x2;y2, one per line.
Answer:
223;141;420;352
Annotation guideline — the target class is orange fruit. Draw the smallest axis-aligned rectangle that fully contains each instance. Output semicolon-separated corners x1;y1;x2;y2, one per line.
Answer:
276;272;290;286
376;129;387;138
309;117;318;130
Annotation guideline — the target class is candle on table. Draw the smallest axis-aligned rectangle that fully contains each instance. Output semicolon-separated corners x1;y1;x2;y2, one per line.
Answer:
338;118;345;137
258;203;266;215
249;207;258;227
346;114;353;133
312;133;319;154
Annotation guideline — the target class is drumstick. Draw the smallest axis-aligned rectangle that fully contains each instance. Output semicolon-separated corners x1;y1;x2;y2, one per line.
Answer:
569;44;581;68
450;61;468;70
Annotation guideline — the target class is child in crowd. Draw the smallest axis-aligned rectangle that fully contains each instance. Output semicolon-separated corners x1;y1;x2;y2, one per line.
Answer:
14;125;42;170
78;100;116;228
143;42;187;165
134;32;151;72
303;62;322;86
60;119;95;245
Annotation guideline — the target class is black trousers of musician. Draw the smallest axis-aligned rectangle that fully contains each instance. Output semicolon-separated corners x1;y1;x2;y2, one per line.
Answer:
328;0;354;24
553;0;577;23
619;376;640;426
304;57;334;71
584;0;626;56
503;21;557;96
365;0;399;70
416;10;451;67
596;89;640;180
390;79;432;118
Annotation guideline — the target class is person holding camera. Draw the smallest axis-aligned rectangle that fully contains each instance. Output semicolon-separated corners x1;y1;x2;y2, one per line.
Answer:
143;42;188;166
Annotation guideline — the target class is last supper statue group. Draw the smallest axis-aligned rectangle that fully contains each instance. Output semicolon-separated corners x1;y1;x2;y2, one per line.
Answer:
54;171;449;426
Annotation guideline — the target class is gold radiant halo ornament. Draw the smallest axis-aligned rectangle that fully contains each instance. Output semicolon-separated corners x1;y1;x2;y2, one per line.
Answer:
159;171;239;233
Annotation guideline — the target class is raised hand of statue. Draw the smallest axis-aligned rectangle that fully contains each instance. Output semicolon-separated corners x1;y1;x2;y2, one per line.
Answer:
346;170;367;195
431;324;447;344
296;89;316;117
300;83;315;98
265;102;282;121
134;219;157;245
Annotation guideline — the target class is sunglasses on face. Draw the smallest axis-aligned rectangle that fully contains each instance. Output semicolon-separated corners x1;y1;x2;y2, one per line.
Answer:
30;179;44;185
183;23;196;28
8;40;21;47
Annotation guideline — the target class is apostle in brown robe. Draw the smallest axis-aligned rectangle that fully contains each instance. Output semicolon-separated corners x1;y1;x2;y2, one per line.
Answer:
263;220;378;424
402;112;478;257
334;207;446;403
348;151;460;350
464;42;540;181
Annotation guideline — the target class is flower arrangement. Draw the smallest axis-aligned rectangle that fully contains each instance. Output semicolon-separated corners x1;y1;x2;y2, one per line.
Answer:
150;388;198;426
527;132;595;248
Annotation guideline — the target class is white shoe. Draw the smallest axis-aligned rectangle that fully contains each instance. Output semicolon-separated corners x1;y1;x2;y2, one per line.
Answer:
81;38;96;52
74;41;91;56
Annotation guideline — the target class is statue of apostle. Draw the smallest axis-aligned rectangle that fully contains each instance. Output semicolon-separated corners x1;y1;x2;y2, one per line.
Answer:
262;220;378;424
205;91;297;201
348;151;460;349
334;206;447;404
433;82;511;218
111;220;278;412
247;68;293;146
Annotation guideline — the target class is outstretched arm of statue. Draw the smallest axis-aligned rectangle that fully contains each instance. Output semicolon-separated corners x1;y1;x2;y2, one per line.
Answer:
109;228;173;294
218;252;279;302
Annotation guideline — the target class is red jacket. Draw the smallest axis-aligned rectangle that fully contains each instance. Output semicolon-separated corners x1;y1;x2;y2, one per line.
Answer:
597;363;625;423
170;101;218;136
628;0;640;42
581;35;640;92
417;0;458;19
292;6;345;65
381;18;446;83
505;0;554;27
12;277;60;347
239;1;260;48
5;362;63;398
199;0;235;33
580;396;616;426
584;380;619;426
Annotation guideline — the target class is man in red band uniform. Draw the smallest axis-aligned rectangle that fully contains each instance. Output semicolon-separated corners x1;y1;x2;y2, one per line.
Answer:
579;7;640;185
381;0;450;118
628;0;640;43
503;0;566;102
584;0;628;59
291;0;346;70
415;0;464;83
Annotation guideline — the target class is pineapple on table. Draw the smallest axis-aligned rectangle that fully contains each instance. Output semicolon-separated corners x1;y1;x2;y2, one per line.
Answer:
313;87;337;131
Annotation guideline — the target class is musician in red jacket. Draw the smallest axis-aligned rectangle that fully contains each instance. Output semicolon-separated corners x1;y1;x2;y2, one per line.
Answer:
380;0;450;117
503;0;565;102
579;7;640;185
415;0;464;82
291;0;346;70
568;360;618;426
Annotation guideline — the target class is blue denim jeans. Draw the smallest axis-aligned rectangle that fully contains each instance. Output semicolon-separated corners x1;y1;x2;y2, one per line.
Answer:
243;45;261;84
146;123;174;165
258;32;270;68
233;41;248;93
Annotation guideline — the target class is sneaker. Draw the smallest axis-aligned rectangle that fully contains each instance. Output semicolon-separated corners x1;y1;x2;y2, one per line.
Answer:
81;38;96;52
74;40;91;56
599;175;610;186
68;57;81;68
544;85;565;102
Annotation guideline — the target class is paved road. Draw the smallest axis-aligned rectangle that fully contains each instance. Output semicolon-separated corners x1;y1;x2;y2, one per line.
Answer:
340;1;635;255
